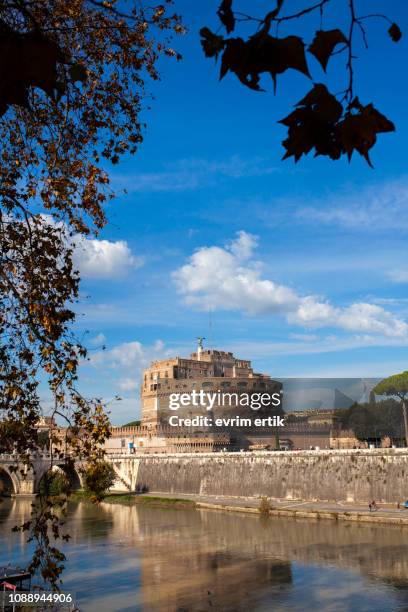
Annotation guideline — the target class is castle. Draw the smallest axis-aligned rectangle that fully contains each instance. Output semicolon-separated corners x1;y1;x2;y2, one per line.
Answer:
105;341;389;454
106;340;286;453
141;338;281;425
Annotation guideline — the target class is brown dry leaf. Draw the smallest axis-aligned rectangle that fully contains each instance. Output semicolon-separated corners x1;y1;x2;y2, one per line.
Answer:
388;22;402;42
309;29;347;71
220;33;310;92
217;0;235;34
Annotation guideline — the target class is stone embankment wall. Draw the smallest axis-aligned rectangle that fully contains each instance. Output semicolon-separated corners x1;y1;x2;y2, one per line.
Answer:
109;449;408;503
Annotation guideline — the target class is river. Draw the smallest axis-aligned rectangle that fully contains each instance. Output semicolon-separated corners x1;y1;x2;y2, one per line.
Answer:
1;498;408;611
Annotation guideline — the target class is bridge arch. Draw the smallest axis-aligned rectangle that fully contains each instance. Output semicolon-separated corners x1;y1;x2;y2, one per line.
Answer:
0;466;19;496
35;463;82;494
55;463;82;490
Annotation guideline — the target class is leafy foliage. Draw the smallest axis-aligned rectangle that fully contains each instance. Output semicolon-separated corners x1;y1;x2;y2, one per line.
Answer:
374;371;408;399
308;29;347;72
200;27;226;59
279;85;394;165
259;496;273;515
337;371;408;447
201;0;402;165
39;472;71;498
83;461;116;502
335;399;404;440
389;22;402;42
0;0;182;588
217;0;235;34
218;33;310;92
279;84;343;161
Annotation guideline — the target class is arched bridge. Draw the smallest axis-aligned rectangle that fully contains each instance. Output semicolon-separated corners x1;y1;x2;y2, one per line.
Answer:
0;452;135;496
0;453;83;496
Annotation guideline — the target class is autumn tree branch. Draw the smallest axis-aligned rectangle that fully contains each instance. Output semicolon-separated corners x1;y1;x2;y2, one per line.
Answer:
201;0;401;165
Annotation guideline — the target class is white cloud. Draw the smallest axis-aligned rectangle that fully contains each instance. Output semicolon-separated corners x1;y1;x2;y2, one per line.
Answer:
89;333;106;346
90;339;168;389
337;303;408;336
296;179;408;231
289;333;319;342
227;335;408;361
290;300;408;337
73;236;143;279
388;269;408;283
112;155;278;193
92;341;145;368
117;377;138;392
173;232;408;338
39;214;143;279
173;232;298;315
228;230;258;260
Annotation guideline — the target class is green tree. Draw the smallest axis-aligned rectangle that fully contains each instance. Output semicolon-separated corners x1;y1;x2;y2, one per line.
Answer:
374;372;408;446
39;471;71;498
83;461;116;502
336;399;404;443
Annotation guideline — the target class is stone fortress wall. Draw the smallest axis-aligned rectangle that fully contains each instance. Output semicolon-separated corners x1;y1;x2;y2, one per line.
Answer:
109;448;408;504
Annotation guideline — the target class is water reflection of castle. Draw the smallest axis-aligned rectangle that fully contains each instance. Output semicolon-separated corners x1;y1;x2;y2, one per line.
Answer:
106;340;362;454
3;499;408;610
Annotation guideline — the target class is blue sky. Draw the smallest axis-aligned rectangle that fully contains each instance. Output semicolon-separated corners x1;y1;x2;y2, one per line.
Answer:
61;1;408;424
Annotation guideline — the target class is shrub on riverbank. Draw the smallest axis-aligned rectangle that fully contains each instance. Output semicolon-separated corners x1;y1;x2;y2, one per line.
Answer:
259;497;272;515
39;472;71;498
82;462;116;502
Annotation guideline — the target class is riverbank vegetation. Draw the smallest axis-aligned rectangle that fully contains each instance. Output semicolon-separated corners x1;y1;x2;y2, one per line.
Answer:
71;490;196;509
335;399;405;442
259;497;273;515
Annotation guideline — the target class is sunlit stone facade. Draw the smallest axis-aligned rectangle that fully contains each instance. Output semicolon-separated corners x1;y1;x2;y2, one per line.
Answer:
141;344;281;426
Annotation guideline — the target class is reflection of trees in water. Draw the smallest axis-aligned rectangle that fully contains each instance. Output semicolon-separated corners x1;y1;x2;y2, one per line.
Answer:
65;500;115;544
0;498;33;560
0;498;33;525
0;495;14;521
